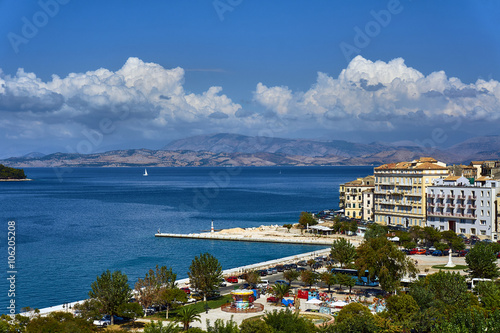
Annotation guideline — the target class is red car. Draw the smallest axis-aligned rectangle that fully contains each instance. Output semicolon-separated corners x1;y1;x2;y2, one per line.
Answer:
267;296;278;303
180;287;190;294
408;249;418;255
226;276;238;283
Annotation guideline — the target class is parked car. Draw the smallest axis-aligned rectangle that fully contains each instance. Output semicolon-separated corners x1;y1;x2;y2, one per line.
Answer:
415;249;427;255
497;252;500;259
257;280;269;288
180;287;191;294
275;280;290;286
296;267;307;272
219;281;227;287
408;249;418;255
432;250;443;256
266;268;275;275
267;296;278;303
458;250;469;257
275;265;285;272
238;273;248;279
258;270;268;276
290;263;298;269
297;260;307;266
270;267;278;274
226;276;238;283
190;293;203;301
93;317;111;327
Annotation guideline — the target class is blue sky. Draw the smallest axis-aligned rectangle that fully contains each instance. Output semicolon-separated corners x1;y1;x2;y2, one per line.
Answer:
1;0;500;157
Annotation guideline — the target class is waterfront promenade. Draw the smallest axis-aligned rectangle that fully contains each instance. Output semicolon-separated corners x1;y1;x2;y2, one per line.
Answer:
155;225;363;246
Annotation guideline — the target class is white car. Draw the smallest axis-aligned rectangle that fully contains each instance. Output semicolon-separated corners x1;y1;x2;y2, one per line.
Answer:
257;280;269;288
93;318;111;326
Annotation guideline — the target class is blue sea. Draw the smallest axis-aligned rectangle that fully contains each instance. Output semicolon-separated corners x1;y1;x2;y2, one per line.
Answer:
0;166;372;313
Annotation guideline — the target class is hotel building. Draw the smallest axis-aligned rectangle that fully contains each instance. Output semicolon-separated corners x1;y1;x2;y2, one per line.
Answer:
426;176;500;240
339;175;374;219
374;157;448;227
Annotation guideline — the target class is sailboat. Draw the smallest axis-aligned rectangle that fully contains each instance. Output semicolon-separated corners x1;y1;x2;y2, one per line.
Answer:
143;168;148;176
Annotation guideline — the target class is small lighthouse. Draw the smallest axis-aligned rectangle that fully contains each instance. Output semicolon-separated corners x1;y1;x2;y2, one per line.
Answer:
211;220;214;233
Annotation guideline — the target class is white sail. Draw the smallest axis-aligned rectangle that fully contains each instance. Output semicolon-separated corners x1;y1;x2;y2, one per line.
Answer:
143;168;148;176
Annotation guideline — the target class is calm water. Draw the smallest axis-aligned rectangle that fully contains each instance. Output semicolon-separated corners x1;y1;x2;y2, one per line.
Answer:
0;166;372;313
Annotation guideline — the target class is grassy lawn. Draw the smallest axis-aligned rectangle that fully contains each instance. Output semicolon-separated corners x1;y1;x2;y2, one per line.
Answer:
432;264;468;270
147;295;233;321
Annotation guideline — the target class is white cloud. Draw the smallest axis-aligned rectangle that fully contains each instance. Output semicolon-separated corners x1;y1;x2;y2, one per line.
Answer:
254;55;500;127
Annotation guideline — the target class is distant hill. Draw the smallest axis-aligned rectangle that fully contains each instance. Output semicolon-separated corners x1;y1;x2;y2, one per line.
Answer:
164;133;433;158
2;134;499;168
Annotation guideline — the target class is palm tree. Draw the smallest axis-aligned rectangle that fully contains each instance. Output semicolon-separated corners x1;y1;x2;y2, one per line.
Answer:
320;271;336;293
283;270;300;287
176;307;201;331
272;283;292;305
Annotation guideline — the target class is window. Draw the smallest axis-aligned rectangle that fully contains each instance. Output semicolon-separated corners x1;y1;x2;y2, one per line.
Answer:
480;230;486;235
481;220;486;225
460;228;466;233
481;200;484;207
471;228;476;235
481;191;484;197
440;226;444;230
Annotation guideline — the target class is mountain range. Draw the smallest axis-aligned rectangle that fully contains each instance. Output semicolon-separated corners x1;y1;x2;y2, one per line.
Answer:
2;133;500;168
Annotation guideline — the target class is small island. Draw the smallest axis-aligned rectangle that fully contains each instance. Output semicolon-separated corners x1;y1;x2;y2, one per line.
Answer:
0;164;28;180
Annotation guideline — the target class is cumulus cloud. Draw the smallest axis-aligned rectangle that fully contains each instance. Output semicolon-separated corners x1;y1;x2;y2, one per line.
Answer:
253;56;500;129
0;57;242;137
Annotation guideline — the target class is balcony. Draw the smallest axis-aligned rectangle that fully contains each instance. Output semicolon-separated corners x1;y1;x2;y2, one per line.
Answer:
436;203;445;207
428;202;435;207
468;195;477;200
456;204;466;209
436;194;445;199
428;211;443;216
468;205;477;209
463;214;475;218
457;195;466;199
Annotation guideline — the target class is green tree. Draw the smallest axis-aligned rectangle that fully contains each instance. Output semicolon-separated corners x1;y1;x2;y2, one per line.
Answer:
206;317;240;333
333;303;377;333
244;270;261;288
176;307;201;331
466;242;500;279
239;318;273;333
330;238;356;268
423;226;441;247
320;271;336;293
263;309;316;333
385;293;419;330
474;280;500;310
364;223;387;240
335;273;355;294
271;283;292;305
306;259;316;271
135;265;178;314
431;307;500;333
88;270;131;325
410;271;473;312
144;320;181;333
300;270;318;289
188;253;223;302
298;212;317;228
160;287;188;319
283;224;293;232
118;302;144;328
72;299;103;321
441;230;465;251
355;236;418;293
283;269;300;286
25;312;95;333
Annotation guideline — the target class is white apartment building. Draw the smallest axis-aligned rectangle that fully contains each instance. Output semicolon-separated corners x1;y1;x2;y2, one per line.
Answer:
362;188;374;221
426;176;500;240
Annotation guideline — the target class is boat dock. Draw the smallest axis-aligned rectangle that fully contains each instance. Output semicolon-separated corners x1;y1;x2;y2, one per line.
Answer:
154;232;335;245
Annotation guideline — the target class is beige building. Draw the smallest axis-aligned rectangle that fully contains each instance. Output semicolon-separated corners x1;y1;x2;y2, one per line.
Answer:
449;164;477;178
362;188;374;221
374;157;448;227
340;175;374;219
